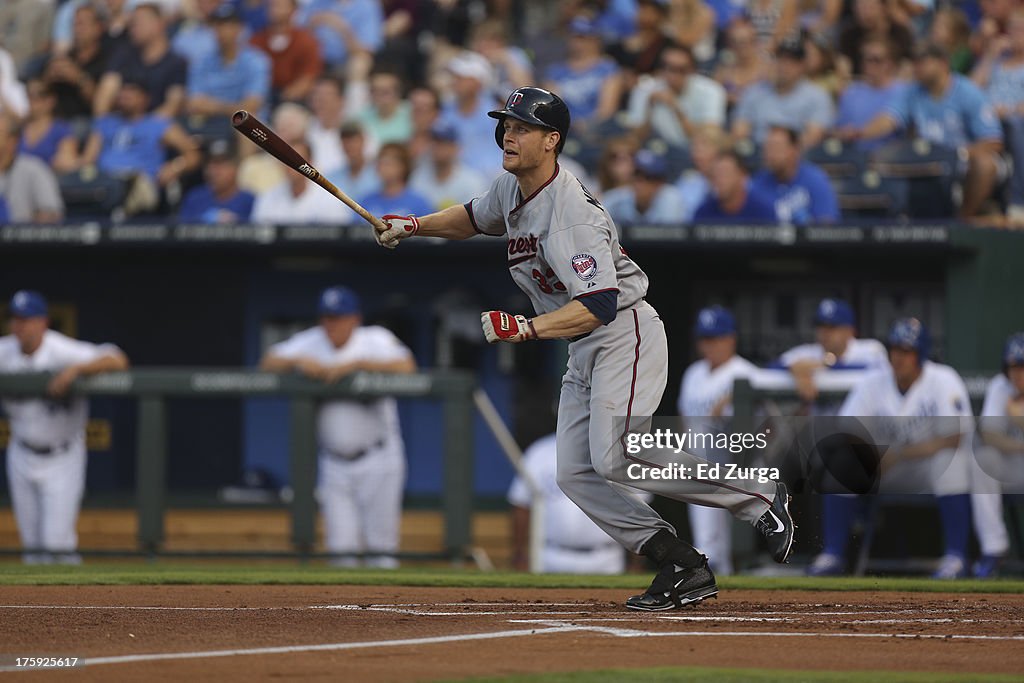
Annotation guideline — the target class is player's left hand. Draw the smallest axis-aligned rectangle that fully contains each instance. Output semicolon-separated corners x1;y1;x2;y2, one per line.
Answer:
481;310;536;343
47;366;80;397
375;214;419;249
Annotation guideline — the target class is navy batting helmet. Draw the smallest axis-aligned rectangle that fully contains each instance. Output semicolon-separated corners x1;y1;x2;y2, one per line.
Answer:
887;317;931;362
489;87;571;154
1004;332;1024;372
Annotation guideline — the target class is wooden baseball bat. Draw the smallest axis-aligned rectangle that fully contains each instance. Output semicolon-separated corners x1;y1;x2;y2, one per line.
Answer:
231;110;384;230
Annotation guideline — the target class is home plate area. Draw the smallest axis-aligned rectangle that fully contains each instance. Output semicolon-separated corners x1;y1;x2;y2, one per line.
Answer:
0;586;1022;681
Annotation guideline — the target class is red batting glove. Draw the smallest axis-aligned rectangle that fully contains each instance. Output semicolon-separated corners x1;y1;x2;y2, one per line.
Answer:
481;310;537;343
375;214;419;248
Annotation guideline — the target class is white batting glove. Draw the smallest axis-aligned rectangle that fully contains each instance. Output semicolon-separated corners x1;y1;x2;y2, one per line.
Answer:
375;214;419;249
481;310;537;343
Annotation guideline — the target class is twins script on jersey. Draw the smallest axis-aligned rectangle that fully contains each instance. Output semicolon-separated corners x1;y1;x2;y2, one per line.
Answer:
467;165;648;318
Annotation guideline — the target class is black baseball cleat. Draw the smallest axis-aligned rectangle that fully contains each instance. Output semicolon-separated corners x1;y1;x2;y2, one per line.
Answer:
756;481;795;563
625;560;718;612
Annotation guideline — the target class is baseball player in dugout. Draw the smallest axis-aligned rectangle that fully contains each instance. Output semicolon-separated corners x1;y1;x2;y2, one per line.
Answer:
677;306;759;576
375;86;795;610
776;298;888;406
1;291;129;564
260;286;416;568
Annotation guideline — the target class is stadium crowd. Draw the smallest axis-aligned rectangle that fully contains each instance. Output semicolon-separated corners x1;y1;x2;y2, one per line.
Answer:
1;0;1023;227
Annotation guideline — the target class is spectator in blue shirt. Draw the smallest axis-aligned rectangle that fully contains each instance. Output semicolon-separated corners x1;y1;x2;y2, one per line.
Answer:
695;150;778;223
753;125;840;225
833;37;908;151
172;0;219;66
440;51;503;182
852;41;1005;220
603;149;687;225
179;138;255;224
972;8;1024;224
360;142;433;219
543;16;622;134
328;121;381;205
74;79;200;196
186;4;271;122
297;0;382;69
732;38;834;149
18;80;77;172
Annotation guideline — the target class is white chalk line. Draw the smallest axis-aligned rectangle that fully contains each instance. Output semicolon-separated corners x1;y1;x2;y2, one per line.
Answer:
0;625;584;672
511;619;1024;642
1;605;1022;672
3;604;1019;629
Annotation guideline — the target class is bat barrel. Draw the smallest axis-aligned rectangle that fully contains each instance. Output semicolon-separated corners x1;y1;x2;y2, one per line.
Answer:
231;110;250;128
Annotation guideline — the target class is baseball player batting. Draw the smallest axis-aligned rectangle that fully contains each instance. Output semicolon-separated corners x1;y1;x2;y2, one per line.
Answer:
375;87;794;610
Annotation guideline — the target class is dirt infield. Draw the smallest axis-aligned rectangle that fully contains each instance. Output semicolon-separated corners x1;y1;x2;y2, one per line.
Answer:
1;585;1022;681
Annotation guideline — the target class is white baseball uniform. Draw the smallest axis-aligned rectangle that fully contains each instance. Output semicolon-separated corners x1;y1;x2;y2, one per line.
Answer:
971;374;1022;557
777;337;889;416
467;164;778;556
839;360;974;495
0;330;122;564
508;434;626;574
266;324;413;567
779;338;889;369
677;354;759;574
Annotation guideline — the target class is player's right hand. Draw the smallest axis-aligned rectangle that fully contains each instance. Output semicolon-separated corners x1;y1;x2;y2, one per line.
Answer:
375;214;419;249
481;310;536;343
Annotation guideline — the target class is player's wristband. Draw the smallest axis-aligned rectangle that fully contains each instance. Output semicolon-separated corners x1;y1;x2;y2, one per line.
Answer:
527;318;538;340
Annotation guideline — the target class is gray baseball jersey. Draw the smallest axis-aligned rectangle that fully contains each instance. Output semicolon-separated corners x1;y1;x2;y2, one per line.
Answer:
468;165;778;554
467;165;647;318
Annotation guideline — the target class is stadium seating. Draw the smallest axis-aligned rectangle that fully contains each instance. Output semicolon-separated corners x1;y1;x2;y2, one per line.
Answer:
869;140;967;219
806;138;870;179
831;170;908;219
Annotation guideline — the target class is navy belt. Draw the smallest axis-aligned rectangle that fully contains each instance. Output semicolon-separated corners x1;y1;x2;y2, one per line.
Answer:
17;439;71;456
324;439;386;461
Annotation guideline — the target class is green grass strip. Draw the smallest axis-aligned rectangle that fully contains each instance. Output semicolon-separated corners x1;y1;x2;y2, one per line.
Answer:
433;667;1022;683
0;563;1022;593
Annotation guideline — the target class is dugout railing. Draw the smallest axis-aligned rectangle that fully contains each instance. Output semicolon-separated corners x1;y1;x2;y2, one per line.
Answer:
0;368;476;562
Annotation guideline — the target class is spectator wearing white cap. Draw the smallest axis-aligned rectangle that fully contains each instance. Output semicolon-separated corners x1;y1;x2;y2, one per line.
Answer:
410;121;489;211
439;51;502;180
603;149;687;226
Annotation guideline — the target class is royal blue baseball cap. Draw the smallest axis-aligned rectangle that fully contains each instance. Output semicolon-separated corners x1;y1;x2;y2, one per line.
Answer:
814;298;855;327
210;2;242;22
430;121;460;143
318;286;361;316
1004;332;1024;367
695;305;736;338
634;149;669;180
568;16;600;36
9;290;48;318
